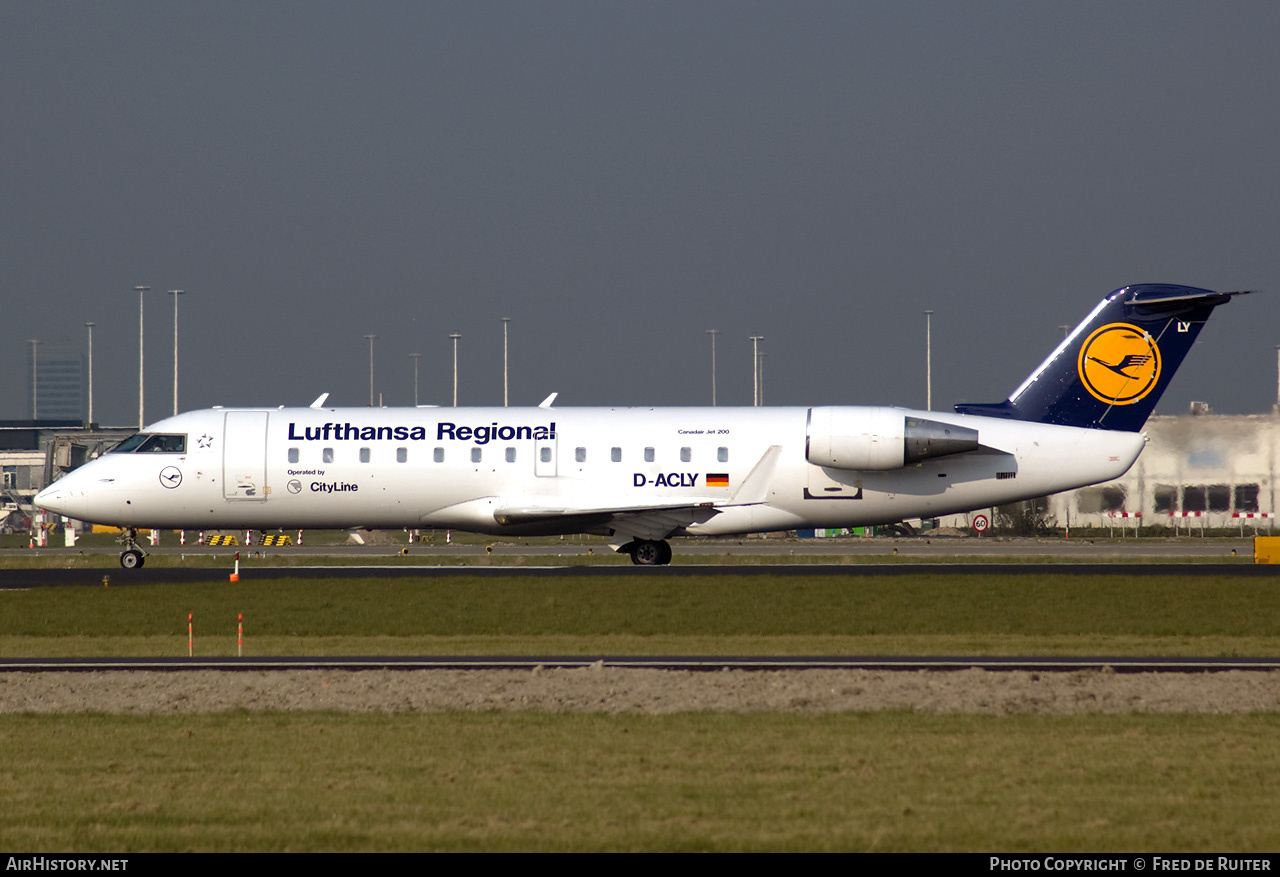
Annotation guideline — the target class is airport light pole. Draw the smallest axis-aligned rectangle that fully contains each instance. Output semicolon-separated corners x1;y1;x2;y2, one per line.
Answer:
749;335;764;407
502;317;510;407
449;333;461;407
134;286;149;429
758;352;766;407
409;353;422;406
706;329;719;406
168;290;184;415
924;310;934;411
27;339;40;419
85;322;95;425
364;334;377;407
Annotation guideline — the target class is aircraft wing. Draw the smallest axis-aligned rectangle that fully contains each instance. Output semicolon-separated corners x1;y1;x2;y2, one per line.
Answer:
493;446;785;540
494;500;721;540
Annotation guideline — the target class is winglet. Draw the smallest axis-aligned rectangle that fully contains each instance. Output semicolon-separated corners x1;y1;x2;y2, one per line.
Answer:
727;445;782;505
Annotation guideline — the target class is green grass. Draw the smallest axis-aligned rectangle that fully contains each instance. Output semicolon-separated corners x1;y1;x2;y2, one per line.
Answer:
2;712;1279;851
1;573;1278;656
5;570;1280;851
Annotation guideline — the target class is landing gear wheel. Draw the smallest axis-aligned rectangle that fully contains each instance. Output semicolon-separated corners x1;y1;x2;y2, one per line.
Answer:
116;527;147;569
629;539;672;566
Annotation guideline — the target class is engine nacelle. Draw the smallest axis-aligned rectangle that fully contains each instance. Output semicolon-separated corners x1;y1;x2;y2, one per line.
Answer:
806;407;980;471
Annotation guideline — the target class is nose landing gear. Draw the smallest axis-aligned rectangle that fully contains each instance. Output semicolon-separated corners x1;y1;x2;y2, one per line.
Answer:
117;528;147;569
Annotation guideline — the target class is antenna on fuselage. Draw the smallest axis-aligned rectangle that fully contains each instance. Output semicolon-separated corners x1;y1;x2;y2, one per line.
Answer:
310;393;329;409
539;393;558;409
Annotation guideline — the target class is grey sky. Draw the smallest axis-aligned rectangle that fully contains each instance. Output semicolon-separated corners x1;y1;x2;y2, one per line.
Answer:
4;1;1279;424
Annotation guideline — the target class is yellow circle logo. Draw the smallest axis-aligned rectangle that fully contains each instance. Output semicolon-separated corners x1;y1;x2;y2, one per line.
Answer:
1077;323;1161;405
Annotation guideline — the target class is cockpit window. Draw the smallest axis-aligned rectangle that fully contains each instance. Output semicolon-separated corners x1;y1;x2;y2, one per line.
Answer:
109;433;186;453
110;434;150;453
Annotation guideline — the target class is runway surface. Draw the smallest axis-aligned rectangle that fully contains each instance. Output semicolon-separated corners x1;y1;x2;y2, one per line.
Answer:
1;534;1263;562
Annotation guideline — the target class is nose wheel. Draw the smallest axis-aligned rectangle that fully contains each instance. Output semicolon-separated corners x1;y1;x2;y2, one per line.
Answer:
117;528;147;569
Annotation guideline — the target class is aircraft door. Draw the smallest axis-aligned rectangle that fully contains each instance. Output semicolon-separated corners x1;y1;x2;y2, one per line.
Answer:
223;411;269;501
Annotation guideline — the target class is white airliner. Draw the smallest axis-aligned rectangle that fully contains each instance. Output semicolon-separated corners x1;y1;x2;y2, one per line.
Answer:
36;284;1246;568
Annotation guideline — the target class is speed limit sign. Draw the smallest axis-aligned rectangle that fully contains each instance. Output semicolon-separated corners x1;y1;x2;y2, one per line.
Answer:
972;513;989;534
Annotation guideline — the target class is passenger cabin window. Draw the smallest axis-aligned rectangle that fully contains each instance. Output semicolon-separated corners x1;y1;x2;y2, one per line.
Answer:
359;448;371;463
110;433;186;453
505;447;516;463
288;448;299;464
575;447;586;463
323;448;334;464
397;447;408;463
611;447;621;462
433;447;444;463
471;447;482;463
718;447;729;463
541;447;552;463
680;447;691;462
644;447;655;462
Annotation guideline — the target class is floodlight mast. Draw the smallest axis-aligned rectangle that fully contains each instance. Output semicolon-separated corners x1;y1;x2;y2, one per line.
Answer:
134;286;150;429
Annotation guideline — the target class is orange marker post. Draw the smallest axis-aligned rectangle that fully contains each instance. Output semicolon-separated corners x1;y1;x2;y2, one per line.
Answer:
188;613;193;657
238;613;243;657
230;551;240;583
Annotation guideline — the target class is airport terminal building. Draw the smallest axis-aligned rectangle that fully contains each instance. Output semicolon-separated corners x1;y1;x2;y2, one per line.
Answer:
1048;411;1278;532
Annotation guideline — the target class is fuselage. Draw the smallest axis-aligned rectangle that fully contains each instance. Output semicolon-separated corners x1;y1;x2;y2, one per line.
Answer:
36;404;1145;537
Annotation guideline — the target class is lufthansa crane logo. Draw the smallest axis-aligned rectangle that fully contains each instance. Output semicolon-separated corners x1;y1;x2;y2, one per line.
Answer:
1077;322;1161;405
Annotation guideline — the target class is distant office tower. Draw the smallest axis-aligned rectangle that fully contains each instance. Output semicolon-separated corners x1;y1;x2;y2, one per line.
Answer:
27;340;86;422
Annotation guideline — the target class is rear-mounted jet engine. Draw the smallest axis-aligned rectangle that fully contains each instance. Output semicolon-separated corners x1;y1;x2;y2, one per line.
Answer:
806;406;979;470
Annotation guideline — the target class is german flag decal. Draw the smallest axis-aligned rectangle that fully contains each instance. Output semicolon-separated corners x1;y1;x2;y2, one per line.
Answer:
707;473;730;487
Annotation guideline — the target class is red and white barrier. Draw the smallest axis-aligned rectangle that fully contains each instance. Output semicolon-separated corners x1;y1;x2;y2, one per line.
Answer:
1106;510;1141;536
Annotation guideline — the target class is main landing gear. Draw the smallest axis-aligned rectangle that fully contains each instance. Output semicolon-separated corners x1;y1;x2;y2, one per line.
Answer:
117;528;147;569
624;539;672;566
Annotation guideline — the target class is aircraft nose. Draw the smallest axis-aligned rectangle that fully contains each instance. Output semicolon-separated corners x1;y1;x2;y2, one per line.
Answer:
34;484;66;514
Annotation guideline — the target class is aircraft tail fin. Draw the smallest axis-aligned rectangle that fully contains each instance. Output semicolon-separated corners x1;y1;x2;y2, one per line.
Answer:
953;285;1249;431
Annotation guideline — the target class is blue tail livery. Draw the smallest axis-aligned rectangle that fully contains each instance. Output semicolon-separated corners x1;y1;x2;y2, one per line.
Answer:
954;284;1250;431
